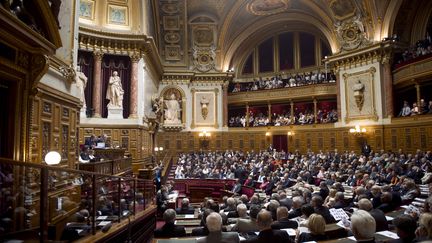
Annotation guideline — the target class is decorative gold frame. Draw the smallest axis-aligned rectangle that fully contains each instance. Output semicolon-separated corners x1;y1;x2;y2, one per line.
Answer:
343;67;379;122
191;88;219;129
78;0;95;20
107;4;129;26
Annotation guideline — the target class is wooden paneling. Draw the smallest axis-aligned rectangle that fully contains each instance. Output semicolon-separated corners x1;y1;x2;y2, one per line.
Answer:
30;84;80;168
79;126;153;169
157;117;432;153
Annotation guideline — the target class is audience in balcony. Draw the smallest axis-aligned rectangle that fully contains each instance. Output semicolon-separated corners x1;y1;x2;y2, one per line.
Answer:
228;108;337;127
395;34;432;67
230;70;336;93
398;99;432;117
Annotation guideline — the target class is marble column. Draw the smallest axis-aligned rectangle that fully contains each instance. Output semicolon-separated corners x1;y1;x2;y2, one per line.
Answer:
129;54;140;118
336;71;342;121
415;82;421;111
222;83;228;127
382;62;394;117
246;103;249;127
92;51;103;118
267;102;271;121
290;100;294;119
313;98;318;124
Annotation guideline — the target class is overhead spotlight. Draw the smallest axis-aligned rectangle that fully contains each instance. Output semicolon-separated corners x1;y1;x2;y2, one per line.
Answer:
45;151;61;165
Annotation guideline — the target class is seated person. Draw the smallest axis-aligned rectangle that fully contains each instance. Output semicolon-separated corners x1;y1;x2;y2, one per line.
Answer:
79;145;90;163
391;215;417;243
311;195;335;224
243;209;291;243
232;179;242;195
415;213;432;241
297;213;328;242
288;196;304;219
350;210;376;243
271;206;298;229
176;198;195;215
223;197;237;213
192;209;212;236
227;203;248;220
197;212;239;243
232;204;260;233
154;209;186;238
358;198;388;232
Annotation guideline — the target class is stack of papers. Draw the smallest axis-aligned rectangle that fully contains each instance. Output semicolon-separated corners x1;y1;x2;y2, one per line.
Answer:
98;221;111;226
376;230;399;239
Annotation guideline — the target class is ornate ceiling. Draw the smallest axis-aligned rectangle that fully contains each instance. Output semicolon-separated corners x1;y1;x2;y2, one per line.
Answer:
152;0;424;72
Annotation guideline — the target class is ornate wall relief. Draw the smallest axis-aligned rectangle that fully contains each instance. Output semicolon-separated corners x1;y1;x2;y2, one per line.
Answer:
335;14;369;51
343;67;378;122
191;88;219;128
246;0;290;16
192;45;216;72
189;16;217;72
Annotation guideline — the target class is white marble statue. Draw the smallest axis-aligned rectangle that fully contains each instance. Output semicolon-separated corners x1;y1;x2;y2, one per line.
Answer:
75;66;88;107
164;93;181;124
106;71;124;108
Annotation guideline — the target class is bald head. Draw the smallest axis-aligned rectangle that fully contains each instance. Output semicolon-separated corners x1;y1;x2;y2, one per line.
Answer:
206;212;222;232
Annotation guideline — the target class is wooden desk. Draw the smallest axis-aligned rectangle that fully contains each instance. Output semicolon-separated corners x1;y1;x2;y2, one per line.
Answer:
175;219;201;226
153;238;198;243
176;214;198;220
318;231;398;243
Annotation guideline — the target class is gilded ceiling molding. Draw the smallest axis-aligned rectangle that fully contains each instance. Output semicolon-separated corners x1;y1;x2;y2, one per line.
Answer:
160;72;233;85
327;41;397;71
78;26;163;79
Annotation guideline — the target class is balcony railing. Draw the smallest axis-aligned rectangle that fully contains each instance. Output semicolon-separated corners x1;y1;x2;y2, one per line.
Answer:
0;158;155;242
78;157;132;175
393;56;432;85
228;83;337;104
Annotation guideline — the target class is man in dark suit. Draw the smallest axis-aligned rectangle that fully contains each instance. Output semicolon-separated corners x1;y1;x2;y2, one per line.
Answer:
232;179;242;195
154;209;186;238
278;192;293;210
243;209;292;243
271;206;298;229
288;196;303;219
358;198;388;232
311;195;336;224
197;212;239;243
332;192;347;209
176;198;195;215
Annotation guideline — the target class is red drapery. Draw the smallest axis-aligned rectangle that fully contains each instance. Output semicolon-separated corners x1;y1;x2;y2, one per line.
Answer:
273;135;288;152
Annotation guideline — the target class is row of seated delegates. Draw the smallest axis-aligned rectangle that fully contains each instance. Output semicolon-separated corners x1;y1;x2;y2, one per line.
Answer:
395;34;432;66
153;183;432;242
231;71;337;93
398;99;432;117
228;109;338;127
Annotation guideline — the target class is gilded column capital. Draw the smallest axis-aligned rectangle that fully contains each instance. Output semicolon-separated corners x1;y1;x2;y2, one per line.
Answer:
93;51;104;61
130;53;141;63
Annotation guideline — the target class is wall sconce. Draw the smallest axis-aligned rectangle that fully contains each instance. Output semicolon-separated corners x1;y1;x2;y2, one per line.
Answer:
199;131;211;150
287;131;294;136
349;125;367;136
154;146;164;152
45;151;61;165
265;132;271;137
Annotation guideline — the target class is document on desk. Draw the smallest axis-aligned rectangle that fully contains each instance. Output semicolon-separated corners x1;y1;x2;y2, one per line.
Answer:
280;228;296;236
97;216;108;220
385;216;394;221
376;230;399;239
98;221;111;226
184;214;195;219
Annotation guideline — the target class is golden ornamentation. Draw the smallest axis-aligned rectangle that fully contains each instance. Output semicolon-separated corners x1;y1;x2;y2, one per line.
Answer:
247;0;290;16
335;14;369;51
192;45;216;72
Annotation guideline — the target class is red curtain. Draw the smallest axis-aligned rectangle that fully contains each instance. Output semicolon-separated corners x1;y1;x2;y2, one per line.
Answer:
78;50;94;116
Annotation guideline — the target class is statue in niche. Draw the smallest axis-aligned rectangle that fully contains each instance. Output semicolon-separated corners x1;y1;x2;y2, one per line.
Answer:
106;71;124;108
200;96;210;120
75;66;87;107
352;80;365;111
164;93;181;124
